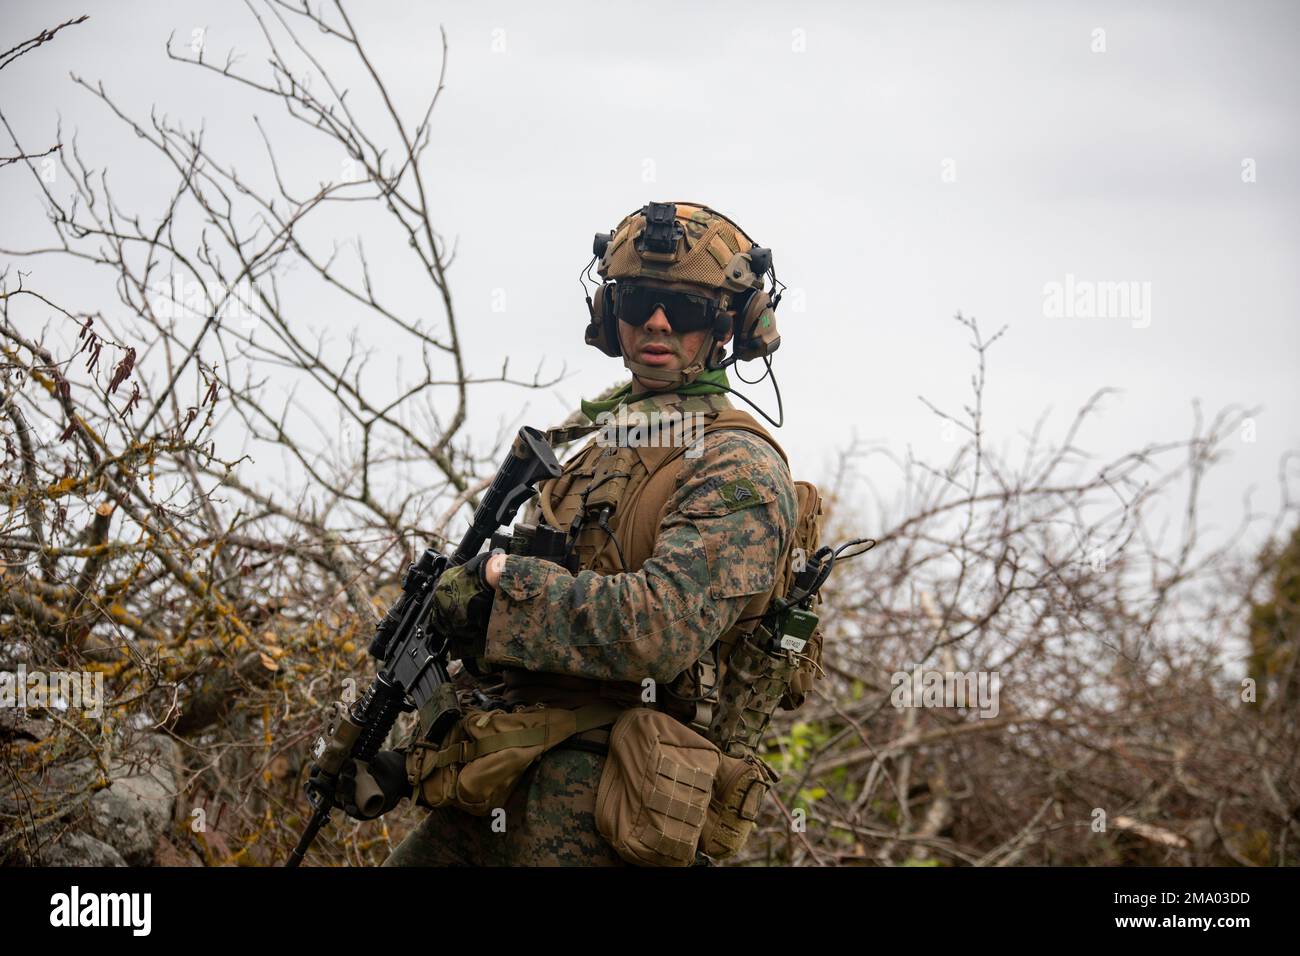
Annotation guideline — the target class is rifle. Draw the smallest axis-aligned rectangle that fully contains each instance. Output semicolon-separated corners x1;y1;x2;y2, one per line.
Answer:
286;426;562;867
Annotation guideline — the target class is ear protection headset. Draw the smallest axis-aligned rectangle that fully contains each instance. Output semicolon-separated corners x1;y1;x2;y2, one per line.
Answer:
726;288;781;364
582;203;782;370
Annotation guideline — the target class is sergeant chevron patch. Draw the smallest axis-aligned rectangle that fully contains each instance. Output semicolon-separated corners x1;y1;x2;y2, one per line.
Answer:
717;478;761;511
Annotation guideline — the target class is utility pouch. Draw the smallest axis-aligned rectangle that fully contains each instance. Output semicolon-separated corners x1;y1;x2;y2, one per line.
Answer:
595;707;720;867
407;702;622;816
700;750;779;860
585;444;638;514
710;629;802;756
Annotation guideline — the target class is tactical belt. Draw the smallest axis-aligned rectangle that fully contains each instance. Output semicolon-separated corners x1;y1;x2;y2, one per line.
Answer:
554;728;612;756
500;668;646;710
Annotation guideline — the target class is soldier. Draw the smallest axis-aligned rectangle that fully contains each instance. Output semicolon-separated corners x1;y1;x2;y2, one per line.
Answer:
344;201;801;866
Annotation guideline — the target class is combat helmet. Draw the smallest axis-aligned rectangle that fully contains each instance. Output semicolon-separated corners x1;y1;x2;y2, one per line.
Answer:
583;201;782;386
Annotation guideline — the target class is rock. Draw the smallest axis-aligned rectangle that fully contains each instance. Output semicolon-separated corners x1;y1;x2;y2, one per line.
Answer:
1;733;182;867
85;735;180;866
0;707;52;742
40;831;127;867
153;836;203;867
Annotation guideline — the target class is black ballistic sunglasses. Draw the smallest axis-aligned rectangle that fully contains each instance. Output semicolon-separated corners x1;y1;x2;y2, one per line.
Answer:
614;282;722;334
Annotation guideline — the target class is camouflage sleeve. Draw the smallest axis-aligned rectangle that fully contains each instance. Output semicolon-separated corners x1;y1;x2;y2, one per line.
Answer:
482;430;798;683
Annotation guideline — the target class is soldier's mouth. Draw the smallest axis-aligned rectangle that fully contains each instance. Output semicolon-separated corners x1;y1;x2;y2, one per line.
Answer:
638;344;676;365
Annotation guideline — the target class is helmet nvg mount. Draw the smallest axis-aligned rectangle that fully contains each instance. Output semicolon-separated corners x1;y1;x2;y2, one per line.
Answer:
582;201;782;387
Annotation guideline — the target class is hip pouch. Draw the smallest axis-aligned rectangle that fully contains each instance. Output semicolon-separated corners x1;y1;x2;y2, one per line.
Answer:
596;707;721;867
595;709;780;865
406;702;622;816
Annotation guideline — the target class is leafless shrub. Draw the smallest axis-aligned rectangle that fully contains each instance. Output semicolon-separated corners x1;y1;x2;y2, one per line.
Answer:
745;315;1300;867
1;2;562;866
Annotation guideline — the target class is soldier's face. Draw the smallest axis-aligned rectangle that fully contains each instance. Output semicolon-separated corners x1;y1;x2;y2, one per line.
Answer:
618;306;732;391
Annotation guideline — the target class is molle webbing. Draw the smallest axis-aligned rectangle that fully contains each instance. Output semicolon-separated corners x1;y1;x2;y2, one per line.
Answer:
609;408;789;657
709;633;799;756
517;404;790;719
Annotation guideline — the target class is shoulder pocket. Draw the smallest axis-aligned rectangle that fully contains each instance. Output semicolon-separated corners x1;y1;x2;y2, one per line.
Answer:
681;478;780;600
678;474;777;519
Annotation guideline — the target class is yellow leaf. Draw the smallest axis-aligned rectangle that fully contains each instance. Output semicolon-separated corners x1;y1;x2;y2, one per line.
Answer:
46;477;77;497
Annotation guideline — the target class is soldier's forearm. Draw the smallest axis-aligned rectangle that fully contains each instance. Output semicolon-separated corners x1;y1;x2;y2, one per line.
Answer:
481;547;743;683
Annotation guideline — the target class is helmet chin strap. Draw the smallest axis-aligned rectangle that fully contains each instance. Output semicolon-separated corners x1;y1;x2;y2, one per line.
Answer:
618;326;719;389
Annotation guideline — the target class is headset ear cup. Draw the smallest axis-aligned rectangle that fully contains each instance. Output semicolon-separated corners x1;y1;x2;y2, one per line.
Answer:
584;283;622;357
741;291;769;330
734;291;780;362
604;288;622;356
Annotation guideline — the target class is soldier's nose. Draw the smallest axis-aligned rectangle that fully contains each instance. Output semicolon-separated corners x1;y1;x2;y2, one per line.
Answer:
644;306;672;334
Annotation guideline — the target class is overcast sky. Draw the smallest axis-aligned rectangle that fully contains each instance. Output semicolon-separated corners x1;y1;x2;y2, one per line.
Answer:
3;0;1298;556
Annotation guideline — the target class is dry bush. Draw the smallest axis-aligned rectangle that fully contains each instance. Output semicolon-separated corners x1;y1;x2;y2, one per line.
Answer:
2;7;1294;867
744;316;1300;866
1;2;562;866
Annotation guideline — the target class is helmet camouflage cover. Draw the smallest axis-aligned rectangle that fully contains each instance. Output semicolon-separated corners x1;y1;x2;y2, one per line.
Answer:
596;202;765;297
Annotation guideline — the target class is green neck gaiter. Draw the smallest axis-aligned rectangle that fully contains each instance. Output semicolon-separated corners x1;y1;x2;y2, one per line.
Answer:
580;367;731;422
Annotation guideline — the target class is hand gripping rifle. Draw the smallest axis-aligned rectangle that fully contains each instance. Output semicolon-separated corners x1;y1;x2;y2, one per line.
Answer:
286;426;562;867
